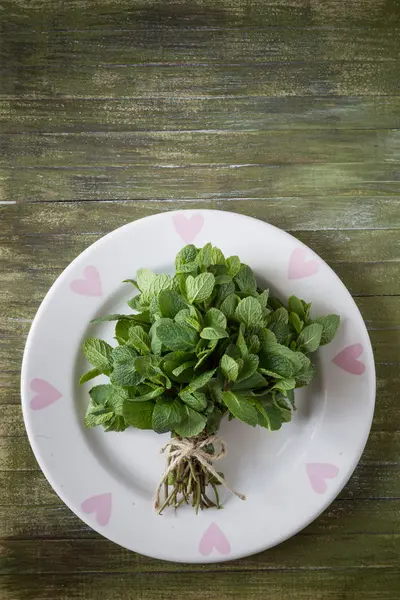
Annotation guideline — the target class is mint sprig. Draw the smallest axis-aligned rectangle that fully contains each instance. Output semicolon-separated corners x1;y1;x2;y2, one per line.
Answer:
80;243;340;512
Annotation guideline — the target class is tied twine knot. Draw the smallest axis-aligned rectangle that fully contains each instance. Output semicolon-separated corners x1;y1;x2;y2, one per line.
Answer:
154;435;246;511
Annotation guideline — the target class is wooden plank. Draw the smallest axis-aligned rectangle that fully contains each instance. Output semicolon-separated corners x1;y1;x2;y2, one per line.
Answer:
2;163;400;202
2;130;400;167
2;0;400;29
1;230;399;270
1;533;400;574
2;198;400;234
1;569;399;599
2;62;400;100
2;27;400;66
1;497;398;540
2;97;400;133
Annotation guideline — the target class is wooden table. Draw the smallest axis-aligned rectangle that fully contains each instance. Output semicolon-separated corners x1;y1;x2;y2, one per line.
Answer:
1;1;400;598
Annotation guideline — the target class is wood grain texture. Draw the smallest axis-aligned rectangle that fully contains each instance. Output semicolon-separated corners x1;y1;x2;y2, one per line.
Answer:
1;0;400;597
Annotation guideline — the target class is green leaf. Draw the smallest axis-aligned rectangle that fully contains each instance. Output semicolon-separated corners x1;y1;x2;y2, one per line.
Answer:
222;391;258;426
259;397;292;431
214;274;232;285
233;372;268;391
226;255;241;278
123;400;154;429
216;281;236;305
158;290;187;318
83;338;112;373
269;307;289;326
260;353;295;378
314;314;340;345
175;245;198;270
79;367;102;385
186;272;215;304
288;295;306;319
89;384;114;405
111;350;144;387
128;325;151;355
152;398;183;433
271;378;296;396
219;293;240;318
136;268;156;294
237;354;259;381
149;273;174;296
172;361;196;377
248;334;260;354
174;406;207;437
205;308;227;330
91;313;136;324
289;312;303;334
257;289;269;309
236;327;248;358
175;308;202;332
149;321;163;355
179;390;208;412
206;407;224;434
200;326;229;340
210;246;226;266
130;387;165;401
220;354;239;382
297;323;323;352
156;318;199;352
84;404;114;428
293;352;316;387
234;264;257;295
234;297;263;329
115;319;131;343
195;243;213;267
182;368;216;392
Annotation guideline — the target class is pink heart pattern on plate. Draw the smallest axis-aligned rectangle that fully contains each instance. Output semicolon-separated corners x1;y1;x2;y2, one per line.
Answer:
306;463;339;494
199;523;231;556
70;266;102;297
288;248;319;279
333;343;366;375
81;493;112;526
173;213;204;243
30;378;62;410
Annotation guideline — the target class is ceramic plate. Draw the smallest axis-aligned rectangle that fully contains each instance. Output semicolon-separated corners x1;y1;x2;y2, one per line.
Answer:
21;210;375;562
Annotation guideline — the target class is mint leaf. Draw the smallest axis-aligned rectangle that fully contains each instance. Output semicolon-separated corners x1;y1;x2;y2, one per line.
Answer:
182;368;216;392
271;378;296;396
186;273;215;304
175;245;198;270
123;400;154;429
288;295;305;320
179;390;208;412
156;318;199;352
260;353;294;378
205;308;227;330
174;406;207;437
136;268;156;294
158;290;187;318
152;398;183;433
236;327;248;358
226;255;241;278
234;264;257;295
172;361;196;377
219;293;240;318
111;346;144;387
220;355;239;382
297;323;323;353
115;319;131;343
149;273;174;296
79;367;102;385
222;391;258;426
237;354;259;381
83;338;112;374
89;384;114;405
289;312;303;334
206;407;224;434
175;308;202;332
200;326;229;340
128;325;151;355
314;314;340;345
269;307;289;326
216;281;235;305
234;297;263;329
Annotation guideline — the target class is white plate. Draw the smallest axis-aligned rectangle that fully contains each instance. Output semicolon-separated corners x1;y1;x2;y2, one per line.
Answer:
21;210;375;563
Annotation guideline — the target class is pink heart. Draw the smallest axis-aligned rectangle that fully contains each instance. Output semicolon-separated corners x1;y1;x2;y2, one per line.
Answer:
70;266;102;297
173;213;204;243
199;523;230;556
81;493;112;526
30;378;62;410
288;248;319;279
333;343;365;375
306;463;339;494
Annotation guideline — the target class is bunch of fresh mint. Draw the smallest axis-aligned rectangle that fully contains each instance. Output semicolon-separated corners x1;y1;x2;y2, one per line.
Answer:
80;243;339;512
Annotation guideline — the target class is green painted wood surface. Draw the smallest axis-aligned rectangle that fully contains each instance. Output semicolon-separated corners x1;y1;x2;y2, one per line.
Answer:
1;0;400;598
